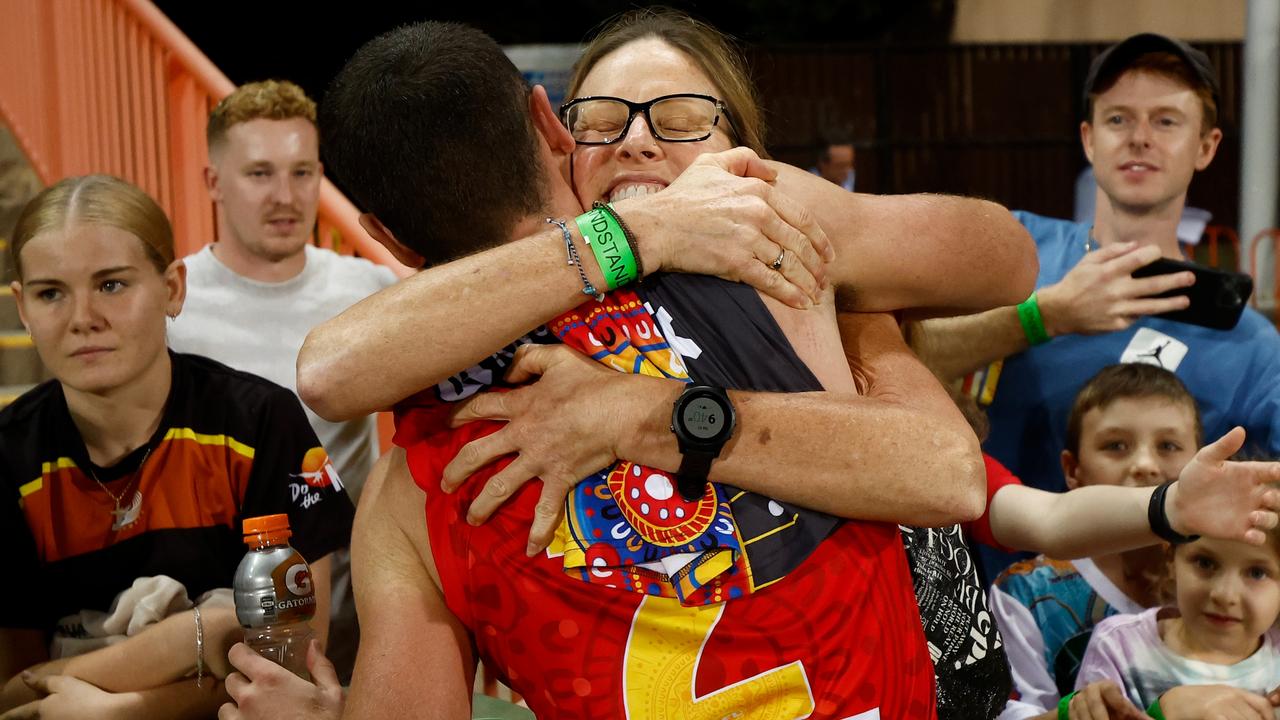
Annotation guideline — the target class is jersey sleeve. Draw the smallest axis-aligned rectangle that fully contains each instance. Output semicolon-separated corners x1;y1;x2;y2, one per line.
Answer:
240;386;355;564
964;454;1023;551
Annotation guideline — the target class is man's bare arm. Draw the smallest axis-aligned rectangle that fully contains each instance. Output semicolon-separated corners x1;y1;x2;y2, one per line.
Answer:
768;163;1038;314
344;449;473;720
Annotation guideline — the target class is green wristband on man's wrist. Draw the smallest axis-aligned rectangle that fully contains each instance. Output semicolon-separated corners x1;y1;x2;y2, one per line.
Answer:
574;204;638;290
1017;292;1051;346
1146;696;1167;720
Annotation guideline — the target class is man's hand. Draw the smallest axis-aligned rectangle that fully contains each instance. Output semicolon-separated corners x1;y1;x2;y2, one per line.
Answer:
218;641;342;720
1168;427;1280;545
1159;684;1277;720
614;146;834;310
1036;242;1194;336
1067;681;1147;720
443;344;677;556
0;675;128;720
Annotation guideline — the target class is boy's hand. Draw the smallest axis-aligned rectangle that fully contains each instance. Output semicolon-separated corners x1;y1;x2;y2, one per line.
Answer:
1168;427;1280;545
1067;681;1146;720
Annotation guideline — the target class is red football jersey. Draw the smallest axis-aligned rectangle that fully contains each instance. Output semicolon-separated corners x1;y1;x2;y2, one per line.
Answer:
398;404;937;719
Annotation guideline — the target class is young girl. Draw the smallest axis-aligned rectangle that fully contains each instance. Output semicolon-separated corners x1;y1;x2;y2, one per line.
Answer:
1074;530;1280;717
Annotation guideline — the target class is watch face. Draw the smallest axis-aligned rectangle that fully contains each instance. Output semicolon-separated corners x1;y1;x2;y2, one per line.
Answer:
681;397;726;440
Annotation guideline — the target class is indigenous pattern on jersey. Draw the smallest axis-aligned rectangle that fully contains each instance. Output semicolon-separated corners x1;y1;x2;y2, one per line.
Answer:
0;353;355;630
544;280;838;604
399;406;933;719
397;273;934;718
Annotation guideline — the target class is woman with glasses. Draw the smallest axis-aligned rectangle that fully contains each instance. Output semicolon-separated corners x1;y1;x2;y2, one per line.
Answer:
0;175;353;719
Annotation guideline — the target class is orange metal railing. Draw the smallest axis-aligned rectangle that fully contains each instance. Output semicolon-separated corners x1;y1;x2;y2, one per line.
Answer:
0;0;410;274
1200;225;1240;270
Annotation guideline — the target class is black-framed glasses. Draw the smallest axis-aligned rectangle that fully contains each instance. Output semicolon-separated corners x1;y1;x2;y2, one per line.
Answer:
560;93;733;145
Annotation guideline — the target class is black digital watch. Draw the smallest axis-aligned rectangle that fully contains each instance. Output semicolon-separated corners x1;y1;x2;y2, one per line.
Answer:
670;384;736;502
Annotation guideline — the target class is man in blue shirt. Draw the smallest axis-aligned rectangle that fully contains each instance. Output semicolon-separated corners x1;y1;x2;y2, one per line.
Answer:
913;33;1280;580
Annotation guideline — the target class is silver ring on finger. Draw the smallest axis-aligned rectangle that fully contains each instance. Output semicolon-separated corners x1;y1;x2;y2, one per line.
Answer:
771;248;786;270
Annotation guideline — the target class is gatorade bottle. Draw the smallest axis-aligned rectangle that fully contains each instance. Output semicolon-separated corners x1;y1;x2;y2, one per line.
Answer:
233;514;316;678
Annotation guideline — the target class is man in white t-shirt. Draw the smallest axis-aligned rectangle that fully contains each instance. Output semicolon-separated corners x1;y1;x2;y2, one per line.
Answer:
167;80;397;681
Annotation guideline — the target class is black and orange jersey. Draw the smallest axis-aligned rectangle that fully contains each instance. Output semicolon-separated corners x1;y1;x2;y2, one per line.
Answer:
0;352;355;631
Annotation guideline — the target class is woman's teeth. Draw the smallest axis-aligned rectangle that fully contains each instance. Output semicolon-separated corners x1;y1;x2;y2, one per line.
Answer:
609;184;662;202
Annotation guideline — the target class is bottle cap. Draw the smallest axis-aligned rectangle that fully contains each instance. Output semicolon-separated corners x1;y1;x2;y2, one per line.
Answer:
242;514;292;547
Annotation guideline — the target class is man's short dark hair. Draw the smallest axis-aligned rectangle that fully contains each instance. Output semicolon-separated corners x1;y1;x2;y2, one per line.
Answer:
320;21;547;267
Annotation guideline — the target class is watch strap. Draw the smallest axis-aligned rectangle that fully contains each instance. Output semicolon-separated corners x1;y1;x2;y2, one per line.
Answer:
1148;481;1200;544
676;452;714;501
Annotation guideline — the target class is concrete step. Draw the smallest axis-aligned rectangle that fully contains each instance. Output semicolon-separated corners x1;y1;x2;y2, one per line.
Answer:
0;383;33;409
0;330;44;386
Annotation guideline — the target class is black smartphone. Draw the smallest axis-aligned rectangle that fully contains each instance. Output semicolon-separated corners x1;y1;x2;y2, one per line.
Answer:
1131;257;1253;330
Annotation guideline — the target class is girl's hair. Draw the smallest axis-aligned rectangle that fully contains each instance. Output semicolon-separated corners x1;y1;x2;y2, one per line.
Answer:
566;7;767;156
10;174;174;279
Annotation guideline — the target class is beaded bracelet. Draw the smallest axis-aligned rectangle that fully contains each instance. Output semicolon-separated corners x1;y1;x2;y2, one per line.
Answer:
547;218;604;301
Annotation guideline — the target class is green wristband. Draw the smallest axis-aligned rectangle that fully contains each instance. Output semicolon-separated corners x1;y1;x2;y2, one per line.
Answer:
1017;292;1051;346
1146;697;1167;720
575;205;638;290
1058;691;1077;720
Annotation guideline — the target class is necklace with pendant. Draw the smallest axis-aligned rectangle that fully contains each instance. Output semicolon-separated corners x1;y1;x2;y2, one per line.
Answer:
87;445;153;530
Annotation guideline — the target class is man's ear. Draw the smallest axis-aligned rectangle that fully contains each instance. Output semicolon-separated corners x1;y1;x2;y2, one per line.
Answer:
1195;127;1223;171
529;85;575;156
1061;450;1082;490
358;214;424;268
203;164;221;201
1079;120;1095;167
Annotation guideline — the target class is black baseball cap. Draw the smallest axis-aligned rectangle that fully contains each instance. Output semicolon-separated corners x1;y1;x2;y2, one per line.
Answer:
1082;33;1220;119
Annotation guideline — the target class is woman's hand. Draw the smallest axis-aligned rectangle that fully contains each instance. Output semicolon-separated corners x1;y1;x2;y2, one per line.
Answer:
614;147;834;309
1066;681;1146;720
0;675;129;720
443;344;680;556
218;641;343;720
1168;427;1280;545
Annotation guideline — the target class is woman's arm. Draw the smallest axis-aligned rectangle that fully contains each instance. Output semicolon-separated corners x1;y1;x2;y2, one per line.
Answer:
0;676;227;720
0;629;48;712
768;163;1039;315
